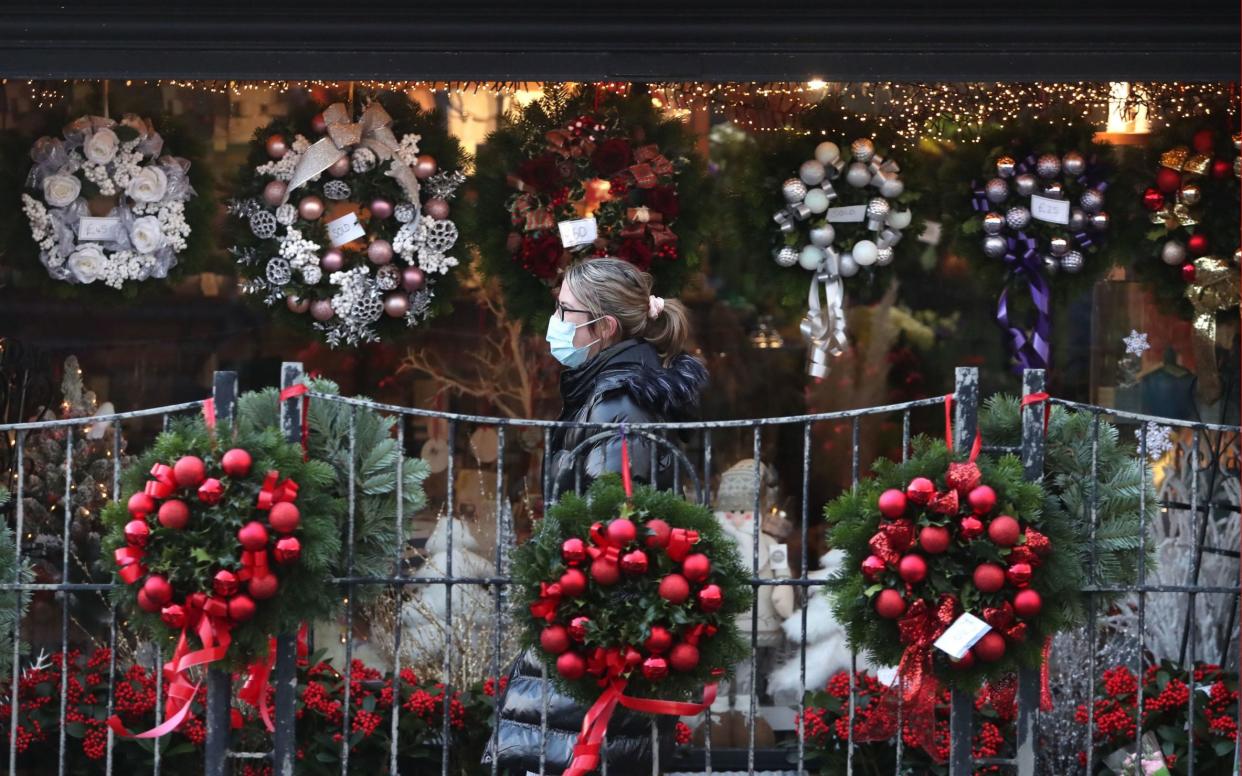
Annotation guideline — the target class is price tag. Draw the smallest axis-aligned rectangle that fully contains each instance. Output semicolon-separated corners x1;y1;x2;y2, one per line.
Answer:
768;543;789;574
557;217;598;248
326;212;366;246
1030;194;1071;225
933;613;991;659
78;217;120;242
826;205;866;223
918;219;942;245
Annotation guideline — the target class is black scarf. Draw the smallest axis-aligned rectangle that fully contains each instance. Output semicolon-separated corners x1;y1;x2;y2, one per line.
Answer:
557;339;646;418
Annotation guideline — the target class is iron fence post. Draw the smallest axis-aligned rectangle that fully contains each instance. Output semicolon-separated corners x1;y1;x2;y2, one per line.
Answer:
949;367;979;776
205;371;238;776
272;362;305;775
1014;369;1046;776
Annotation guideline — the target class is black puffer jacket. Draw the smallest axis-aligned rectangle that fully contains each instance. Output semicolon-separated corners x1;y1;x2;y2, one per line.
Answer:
483;339;708;775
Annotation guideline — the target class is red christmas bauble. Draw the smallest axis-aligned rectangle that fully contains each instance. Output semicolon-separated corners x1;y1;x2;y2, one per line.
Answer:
221;448;252;478
658;574;690;604
590;558;620;586
987;515;1021;547
228;594;256;623
877;489;908;519
1182;262;1198;283
249;573;279;600
861;554;887;581
1141;187;1166;212
197;478;224;506
644;626;674;654
668;643;700;673
898;554;928;584
561;537;587;566
1156;167;1182;194
157;499;190;531
918;525;951;555
568;616;591;642
556;650;586;680
143;575;173;606
268;502;301;534
620;549;649;575
973;563;1006;593
1192;129;1216;154
1188;233;1209;256
559;568;588;597
959;516;985;541
173;456;206;489
624;647;643;669
1211;158;1232;179
274;536;301;565
1006;562;1033;588
645;519;672;549
905;477;935;506
949;651;976;670
967;486;996;515
607;518;637;547
540;624;571;655
160;604;186;629
1013;589;1043;618
213;570;240;597
681;553;711;583
136;589;160;613
238;521;270;552
874;589;907;619
124;519;150;548
127;491;155;518
698;584;723;612
642;656;669;681
973;632;1006;662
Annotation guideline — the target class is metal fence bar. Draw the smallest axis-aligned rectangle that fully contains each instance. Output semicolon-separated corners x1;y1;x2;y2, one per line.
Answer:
390;406;404;776
204;370;238;776
7;429;24;776
1013;368;1046;776
948;366;979;776
105;414;122;776
56;423;71;776
797;420;810;776
1134;422;1149;762
442;419;456;776
748;426;761;774
272;361;304;776
338;406;357;775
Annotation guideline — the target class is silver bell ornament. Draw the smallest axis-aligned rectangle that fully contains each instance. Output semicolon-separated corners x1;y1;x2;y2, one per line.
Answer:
799;160;827;186
1062;151;1086;177
1068;208;1087;231
850;138;875;163
1042;255;1060;275
1089;211;1110;231
845;162;871;188
985;178;1010;204
995;156;1017;178
1160;240;1187;266
1079;188;1105;214
1014;174;1038;197
774;246;800;267
1178;184;1202;206
865;197;891;230
1035;153;1062;179
809;224;836;247
1042;181;1064;199
1005;206;1032;230
1048;235;1070;257
782;178;808;204
983;235;1008;259
799;245;826;271
982;212;1005;235
875;246;895;266
1060;251;1085;273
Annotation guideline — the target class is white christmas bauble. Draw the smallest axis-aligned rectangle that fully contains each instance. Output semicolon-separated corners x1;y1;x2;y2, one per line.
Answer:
886;210;913;230
804;188;830;214
1160;240;1186;266
809;224;836;247
814;141;840;166
799;160;827;186
879;178;904;198
852;240;878;266
799;245;825;271
845;162;871;188
838;253;859;277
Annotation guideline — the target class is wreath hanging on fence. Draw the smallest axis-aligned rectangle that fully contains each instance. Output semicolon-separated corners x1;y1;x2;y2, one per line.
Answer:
229;92;469;347
471;85;707;326
19;113;211;291
511;472;750;775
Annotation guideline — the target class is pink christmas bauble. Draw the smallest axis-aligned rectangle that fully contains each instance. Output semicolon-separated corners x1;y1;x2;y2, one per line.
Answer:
414;154;438;179
327;156;351;177
383;291;409;318
401;266;426;292
320;248;345;273
265;135;288;160
286;294;310;314
310;300;335;321
425;197;450;220
367;239;394;265
263;180;288;207
298;196;324;221
370;198;394;220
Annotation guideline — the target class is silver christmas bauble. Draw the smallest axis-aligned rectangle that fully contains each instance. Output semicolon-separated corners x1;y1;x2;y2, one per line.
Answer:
1060;251;1084;273
275;204;298;226
985;178;1009;204
879;178;904;198
850;138;875;163
845;162;871;188
1079;188;1105;214
1005;206;1031;230
875;246;894;266
799;245;826;271
995;156;1017;178
983;235;1008;258
809;224;836;247
838;252;860;277
1178;184;1202;206
799;160;827;186
1042;255;1060;275
1089;211;1110;231
375;264;401;290
1062;151;1086;177
782;178;808;204
1042;181;1064;199
1068;208;1086;231
866;197;891;221
1048;236;1070;256
814;141;841;166
1160;240;1186;266
1014;174;1038;197
1035;153;1062;179
982;212;1005;235
774;246;800;267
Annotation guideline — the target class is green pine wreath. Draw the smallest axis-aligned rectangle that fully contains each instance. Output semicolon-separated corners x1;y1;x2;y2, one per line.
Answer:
102;420;343;664
469;85;708;328
826;437;1082;689
511;475;751;705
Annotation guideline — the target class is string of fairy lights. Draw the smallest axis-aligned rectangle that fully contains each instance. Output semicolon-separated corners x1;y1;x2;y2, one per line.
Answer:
3;79;1237;144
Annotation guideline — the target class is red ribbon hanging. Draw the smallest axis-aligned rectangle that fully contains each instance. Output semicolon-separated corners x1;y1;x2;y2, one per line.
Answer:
114;546;146;584
277;383;311;459
619;434;634;500
942;394;982;462
1020;391;1052;433
237;637;278;732
202;398;216;430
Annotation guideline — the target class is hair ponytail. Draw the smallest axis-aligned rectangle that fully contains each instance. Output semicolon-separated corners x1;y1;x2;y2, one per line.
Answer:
638;297;691;364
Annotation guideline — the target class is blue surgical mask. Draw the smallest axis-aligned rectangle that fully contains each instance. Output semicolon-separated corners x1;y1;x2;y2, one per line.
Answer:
546;314;601;368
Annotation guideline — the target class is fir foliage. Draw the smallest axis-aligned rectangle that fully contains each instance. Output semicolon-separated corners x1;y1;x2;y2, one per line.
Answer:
0;486;34;679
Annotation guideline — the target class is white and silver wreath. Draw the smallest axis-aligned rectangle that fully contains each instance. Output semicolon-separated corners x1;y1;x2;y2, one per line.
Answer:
772;138;913;377
231;100;462;347
22;114;196;289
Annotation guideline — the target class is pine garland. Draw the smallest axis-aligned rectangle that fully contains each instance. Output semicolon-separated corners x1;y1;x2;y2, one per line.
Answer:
0;486;34;679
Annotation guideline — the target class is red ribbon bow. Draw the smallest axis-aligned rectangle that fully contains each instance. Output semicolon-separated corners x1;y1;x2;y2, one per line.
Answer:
144;463;175;500
277;383;311;459
256;471;299;511
587;521;623;564
238;549;271;582
114;546;146;584
529;582;562;622
666;528;700;562
683;623;718;647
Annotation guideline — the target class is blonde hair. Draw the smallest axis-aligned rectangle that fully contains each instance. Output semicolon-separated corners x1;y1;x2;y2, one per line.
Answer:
562;258;693;365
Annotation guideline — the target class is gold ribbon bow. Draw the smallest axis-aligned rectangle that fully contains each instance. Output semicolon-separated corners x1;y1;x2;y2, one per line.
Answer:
628;145;673;189
621;207;676;246
1185;256;1240;404
287;102;420;202
1152;203;1197;229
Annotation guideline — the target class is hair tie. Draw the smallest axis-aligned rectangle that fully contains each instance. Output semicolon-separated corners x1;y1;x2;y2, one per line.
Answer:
647;295;665;319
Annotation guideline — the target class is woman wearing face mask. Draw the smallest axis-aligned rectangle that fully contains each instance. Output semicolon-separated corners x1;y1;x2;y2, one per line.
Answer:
483;256;707;775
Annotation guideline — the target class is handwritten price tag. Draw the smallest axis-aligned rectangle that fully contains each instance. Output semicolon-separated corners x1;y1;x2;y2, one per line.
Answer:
78;217;120;241
557;217;598;248
1030;194;1071;225
826;205;866;223
326;212;366;246
933;613;991;659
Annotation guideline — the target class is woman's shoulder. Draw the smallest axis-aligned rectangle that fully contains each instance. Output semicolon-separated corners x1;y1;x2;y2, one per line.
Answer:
589;349;708;421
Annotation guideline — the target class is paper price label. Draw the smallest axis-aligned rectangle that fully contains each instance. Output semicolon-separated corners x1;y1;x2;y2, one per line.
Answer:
769;543;789;573
558;217;598;248
933;613;992;659
1030;194;1071;225
78;217;120;242
826;205;866;223
918;219;943;245
326;212;366;246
